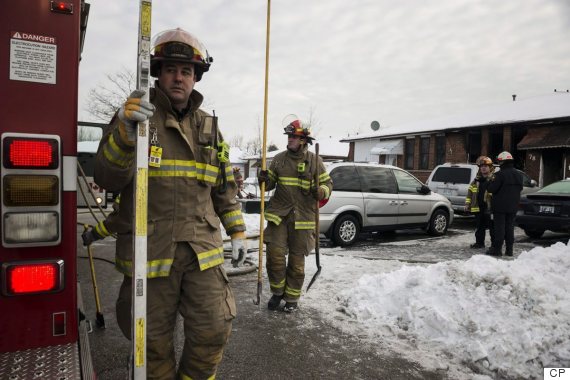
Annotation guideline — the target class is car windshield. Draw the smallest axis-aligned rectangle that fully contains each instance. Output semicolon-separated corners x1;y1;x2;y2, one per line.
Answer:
537;181;570;194
431;167;472;184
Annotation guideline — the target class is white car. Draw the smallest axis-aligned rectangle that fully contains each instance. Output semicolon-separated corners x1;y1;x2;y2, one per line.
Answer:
320;162;454;246
426;163;538;215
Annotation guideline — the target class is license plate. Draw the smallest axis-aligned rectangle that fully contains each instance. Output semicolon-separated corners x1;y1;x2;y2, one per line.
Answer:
442;189;452;196
539;205;555;214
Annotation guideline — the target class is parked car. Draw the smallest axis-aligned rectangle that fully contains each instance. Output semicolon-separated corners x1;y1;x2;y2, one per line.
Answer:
426;163;538;215
319;162;454;246
515;179;570;238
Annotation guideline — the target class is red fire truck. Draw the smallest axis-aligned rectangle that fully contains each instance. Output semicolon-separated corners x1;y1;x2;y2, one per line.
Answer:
0;1;96;378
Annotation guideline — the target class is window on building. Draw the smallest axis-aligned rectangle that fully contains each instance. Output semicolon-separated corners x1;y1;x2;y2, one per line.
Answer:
435;135;446;165
404;139;415;169
467;131;482;163
419;137;430;169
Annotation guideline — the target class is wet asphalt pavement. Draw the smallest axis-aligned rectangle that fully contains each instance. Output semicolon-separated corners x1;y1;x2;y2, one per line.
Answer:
77;211;569;379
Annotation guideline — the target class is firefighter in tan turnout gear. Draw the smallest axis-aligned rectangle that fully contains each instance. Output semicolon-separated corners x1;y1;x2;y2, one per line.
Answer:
94;28;246;379
258;119;332;312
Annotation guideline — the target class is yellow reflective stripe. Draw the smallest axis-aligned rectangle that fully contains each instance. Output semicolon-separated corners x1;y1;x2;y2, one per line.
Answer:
196;162;219;183
270;278;286;289
103;134;134;168
295;221;315;230
197;246;225;271
319;172;330;182
115;258;173;278
222;209;245;229
95;221;111;237
278;177;311;190
148;159;218;184
285;285;302;297
268;169;277;182
265;212;282;225
471;207;480;212
215;165;234;186
320;185;330;199
465;199;472;204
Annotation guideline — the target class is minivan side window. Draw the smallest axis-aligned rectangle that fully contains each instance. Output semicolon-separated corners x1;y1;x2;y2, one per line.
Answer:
393;169;423;193
329;166;361;192
431;167;472;184
357;166;397;193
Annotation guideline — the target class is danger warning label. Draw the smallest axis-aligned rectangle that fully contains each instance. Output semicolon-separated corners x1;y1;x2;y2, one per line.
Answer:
10;31;57;84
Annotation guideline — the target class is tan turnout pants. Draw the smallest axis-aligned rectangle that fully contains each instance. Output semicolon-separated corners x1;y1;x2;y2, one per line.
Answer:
264;213;315;303
116;242;236;380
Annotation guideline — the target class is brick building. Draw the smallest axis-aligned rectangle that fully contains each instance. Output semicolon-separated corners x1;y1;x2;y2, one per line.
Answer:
342;92;570;186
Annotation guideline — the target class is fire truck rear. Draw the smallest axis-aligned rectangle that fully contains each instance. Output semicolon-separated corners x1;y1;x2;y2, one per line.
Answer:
0;1;95;379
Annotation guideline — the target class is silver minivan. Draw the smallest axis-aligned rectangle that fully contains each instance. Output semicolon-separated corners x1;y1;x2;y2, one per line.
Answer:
320;162;454;246
426;163;538;215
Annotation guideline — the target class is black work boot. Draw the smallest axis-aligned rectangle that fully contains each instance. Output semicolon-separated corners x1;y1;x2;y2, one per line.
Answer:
268;294;283;310
470;243;485;249
485;247;501;257
283;302;298;313
505;246;513;256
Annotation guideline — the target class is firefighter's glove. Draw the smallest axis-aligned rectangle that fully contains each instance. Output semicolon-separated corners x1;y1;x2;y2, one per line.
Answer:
82;227;103;246
258;170;269;187
311;186;326;201
118;90;155;143
230;232;247;267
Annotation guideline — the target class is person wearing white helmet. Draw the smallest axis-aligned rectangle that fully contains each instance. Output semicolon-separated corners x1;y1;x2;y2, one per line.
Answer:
486;151;523;257
94;28;245;379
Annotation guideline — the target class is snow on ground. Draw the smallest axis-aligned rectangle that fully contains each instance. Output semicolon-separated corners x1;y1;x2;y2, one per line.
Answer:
231;213;570;379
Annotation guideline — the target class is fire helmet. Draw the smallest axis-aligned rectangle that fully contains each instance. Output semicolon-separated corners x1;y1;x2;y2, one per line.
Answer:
476;156;493;167
283;119;314;144
150;28;212;81
497;151;514;163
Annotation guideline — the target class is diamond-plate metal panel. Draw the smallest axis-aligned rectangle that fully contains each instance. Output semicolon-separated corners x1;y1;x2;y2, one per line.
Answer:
0;343;81;379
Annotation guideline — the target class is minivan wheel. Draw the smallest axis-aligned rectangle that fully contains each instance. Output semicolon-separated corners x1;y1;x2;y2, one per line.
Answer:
428;209;449;236
523;228;544;239
332;214;360;246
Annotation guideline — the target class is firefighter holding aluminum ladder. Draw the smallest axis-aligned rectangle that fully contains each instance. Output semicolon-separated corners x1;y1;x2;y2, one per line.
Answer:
94;28;246;379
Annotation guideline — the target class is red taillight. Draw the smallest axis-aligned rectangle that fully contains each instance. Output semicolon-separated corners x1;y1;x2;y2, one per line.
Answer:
3;261;63;295
3;137;58;169
319;198;329;208
2;133;62;247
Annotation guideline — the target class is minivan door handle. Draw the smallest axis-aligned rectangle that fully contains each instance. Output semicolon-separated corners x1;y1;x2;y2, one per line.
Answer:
400;201;408;206
389;201;398;206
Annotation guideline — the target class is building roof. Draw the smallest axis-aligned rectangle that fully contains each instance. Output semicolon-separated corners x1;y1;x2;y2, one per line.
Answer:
342;92;570;142
517;126;570;150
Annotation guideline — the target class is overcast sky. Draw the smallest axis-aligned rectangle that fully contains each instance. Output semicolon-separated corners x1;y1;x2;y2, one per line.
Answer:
79;0;570;148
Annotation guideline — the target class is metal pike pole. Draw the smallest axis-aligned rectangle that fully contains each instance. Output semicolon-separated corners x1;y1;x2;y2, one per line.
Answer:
131;1;152;378
254;0;272;306
306;143;322;292
83;224;106;328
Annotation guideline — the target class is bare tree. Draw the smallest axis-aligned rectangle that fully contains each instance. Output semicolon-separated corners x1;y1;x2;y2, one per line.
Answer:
228;135;244;148
86;66;136;122
302;106;321;138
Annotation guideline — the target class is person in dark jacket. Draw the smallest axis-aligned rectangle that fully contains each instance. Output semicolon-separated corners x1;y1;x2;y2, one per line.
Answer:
465;156;495;249
486;151;523;257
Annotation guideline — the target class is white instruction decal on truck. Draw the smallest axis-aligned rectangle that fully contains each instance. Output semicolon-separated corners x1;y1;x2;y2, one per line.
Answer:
10;31;57;84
